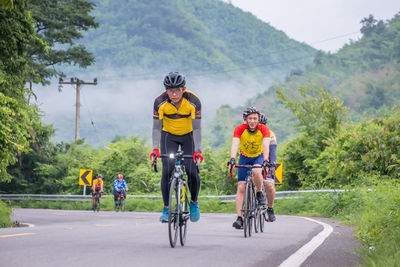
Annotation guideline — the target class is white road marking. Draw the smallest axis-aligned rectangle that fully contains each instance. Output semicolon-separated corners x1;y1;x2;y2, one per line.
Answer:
279;217;333;267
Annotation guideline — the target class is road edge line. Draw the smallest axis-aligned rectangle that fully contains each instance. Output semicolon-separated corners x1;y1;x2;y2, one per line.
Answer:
279;217;333;267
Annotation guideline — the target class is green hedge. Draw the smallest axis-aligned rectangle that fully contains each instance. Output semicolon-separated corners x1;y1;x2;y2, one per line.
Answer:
0;200;12;228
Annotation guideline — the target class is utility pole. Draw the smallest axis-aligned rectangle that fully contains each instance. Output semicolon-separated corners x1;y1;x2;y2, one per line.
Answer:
58;77;97;142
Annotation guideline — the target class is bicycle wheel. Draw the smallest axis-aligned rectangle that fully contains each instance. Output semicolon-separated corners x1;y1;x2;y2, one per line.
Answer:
254;206;260;233
248;184;255;237
253;186;259;233
95;196;100;212
179;184;188;246
120;197;125;212
168;178;179;248
243;182;252;238
260;207;265;232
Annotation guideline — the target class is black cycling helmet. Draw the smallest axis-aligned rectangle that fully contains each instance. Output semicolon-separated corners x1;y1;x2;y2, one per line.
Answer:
163;72;186;89
259;113;268;125
97;174;103;179
242;106;260;120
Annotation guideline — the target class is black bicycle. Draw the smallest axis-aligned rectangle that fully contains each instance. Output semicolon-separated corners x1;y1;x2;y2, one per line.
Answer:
235;165;263;238
115;189;125;212
154;149;193;248
92;191;101;212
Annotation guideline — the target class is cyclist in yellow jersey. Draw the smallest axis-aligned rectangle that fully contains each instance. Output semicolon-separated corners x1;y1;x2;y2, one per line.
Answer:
150;72;203;223
259;113;276;222
227;107;271;229
91;174;104;207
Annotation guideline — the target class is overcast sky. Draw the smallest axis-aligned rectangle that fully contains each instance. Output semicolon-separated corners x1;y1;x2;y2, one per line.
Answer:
223;0;400;52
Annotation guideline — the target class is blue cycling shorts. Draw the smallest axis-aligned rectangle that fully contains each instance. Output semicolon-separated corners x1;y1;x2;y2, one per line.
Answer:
237;153;264;182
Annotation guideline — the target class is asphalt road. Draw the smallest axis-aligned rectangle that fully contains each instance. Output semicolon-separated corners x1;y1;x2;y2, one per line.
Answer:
0;209;361;267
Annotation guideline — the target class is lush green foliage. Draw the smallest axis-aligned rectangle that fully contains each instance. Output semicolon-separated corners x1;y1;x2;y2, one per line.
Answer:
2;135;236;196
26;0;98;84
276;83;348;189
210;12;400;146
0;200;12;227
0;0;40;180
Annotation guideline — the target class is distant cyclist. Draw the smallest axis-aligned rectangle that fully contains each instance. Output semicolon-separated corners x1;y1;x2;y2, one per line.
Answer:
150;72;203;223
92;174;104;207
259;113;276;222
113;174;128;208
227;107;271;229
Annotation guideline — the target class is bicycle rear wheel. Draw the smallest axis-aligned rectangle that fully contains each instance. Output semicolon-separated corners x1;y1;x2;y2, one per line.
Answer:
179;184;188;246
168;178;179;248
254;206;260;233
253;186;259;233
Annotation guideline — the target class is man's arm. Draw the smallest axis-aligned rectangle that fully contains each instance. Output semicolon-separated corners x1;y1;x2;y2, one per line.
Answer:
192;118;201;152
152;119;162;149
262;137;271;162
230;137;240;159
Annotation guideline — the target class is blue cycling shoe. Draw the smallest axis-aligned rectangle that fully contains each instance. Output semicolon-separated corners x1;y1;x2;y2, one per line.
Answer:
160;207;168;223
189;201;200;222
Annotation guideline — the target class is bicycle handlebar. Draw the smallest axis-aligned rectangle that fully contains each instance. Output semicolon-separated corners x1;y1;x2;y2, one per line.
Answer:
235;165;263;169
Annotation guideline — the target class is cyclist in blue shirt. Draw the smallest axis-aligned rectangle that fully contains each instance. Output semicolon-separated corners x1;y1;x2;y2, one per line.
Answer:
113;174;129;208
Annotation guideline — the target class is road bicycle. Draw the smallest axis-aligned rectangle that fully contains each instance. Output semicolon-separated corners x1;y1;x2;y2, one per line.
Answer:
115;189;125;212
154;149;194;248
234;165;263;238
92;191;101;212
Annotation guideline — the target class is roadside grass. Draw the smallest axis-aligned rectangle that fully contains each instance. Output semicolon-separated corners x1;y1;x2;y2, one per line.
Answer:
0;200;12;227
6;196;236;214
275;181;400;267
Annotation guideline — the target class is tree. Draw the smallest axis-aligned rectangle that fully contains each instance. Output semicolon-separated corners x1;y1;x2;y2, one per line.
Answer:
26;0;99;85
276;83;348;189
361;14;386;38
0;0;42;181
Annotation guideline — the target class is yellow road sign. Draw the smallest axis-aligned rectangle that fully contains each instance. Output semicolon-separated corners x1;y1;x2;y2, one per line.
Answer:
79;169;93;186
274;162;283;184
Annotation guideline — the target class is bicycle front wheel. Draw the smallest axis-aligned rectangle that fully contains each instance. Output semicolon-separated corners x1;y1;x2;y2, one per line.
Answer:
168;178;179;248
179;184;188;246
120;197;125;212
95;196;100;212
243;182;252;238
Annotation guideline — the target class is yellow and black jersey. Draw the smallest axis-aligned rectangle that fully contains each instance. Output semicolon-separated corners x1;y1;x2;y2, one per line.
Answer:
153;90;201;135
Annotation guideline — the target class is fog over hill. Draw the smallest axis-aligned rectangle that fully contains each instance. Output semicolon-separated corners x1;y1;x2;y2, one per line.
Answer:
34;0;316;146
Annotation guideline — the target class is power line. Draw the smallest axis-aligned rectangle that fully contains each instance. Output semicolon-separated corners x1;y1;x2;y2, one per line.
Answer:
84;31;361;81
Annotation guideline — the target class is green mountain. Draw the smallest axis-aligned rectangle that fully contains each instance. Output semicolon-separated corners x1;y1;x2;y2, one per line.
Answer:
40;0;317;146
82;0;315;80
209;12;400;147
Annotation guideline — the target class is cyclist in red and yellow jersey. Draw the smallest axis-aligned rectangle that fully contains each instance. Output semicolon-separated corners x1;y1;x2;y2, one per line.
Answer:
259;113;276;222
150;72;203;223
91;174;104;207
227;107;271;229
